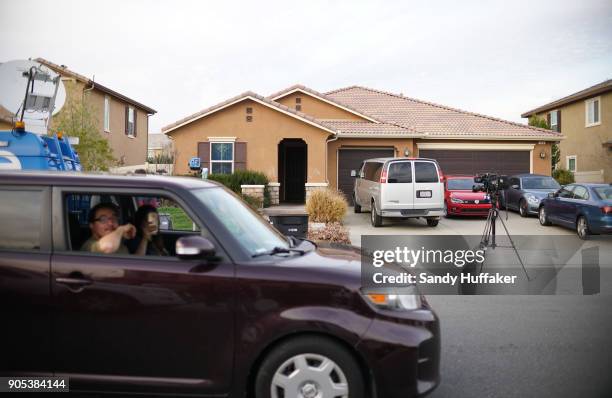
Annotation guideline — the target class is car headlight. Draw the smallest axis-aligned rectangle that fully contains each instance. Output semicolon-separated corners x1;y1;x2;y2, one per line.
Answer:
451;197;464;204
526;194;539;205
362;288;421;311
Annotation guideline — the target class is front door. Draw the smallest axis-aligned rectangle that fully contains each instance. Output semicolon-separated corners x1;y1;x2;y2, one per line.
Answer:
51;190;235;395
279;139;307;202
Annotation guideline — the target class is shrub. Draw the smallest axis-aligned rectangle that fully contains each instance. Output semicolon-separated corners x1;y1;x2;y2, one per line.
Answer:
308;222;350;244
552;168;575;185
306;189;348;223
240;194;263;210
208;170;271;207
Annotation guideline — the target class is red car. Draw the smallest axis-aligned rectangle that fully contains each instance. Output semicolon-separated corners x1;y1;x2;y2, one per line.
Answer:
443;175;491;217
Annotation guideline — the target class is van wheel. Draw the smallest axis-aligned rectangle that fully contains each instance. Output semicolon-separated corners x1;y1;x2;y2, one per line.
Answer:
255;336;365;398
371;200;382;227
577;216;590;240
353;195;361;213
426;218;439;227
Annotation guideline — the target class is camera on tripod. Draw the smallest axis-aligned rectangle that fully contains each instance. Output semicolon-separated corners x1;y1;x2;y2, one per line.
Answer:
473;173;509;197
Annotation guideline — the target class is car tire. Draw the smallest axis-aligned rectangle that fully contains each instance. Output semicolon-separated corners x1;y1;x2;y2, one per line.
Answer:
353;195;361;213
426;218;439;227
538;206;551;226
255;336;365;398
443;202;450;218
577;216;590;240
519;199;528;217
371;200;382;227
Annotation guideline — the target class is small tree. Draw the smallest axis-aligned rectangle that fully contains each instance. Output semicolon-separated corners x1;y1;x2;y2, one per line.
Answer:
53;97;116;171
529;116;560;172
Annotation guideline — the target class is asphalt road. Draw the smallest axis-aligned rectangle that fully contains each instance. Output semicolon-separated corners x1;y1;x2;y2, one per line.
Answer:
346;210;612;398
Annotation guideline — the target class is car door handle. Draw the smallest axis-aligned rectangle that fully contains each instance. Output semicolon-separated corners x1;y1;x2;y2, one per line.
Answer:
56;277;93;293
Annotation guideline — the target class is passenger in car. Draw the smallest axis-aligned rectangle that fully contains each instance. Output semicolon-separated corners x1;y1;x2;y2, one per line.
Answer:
81;203;136;254
127;205;169;256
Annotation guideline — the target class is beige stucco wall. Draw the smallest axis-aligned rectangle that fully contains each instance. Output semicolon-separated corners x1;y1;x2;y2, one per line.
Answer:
276;92;368;120
169;98;328;182
51;79;149;167
535;91;612;182
327;138;417;190
0;121;11;130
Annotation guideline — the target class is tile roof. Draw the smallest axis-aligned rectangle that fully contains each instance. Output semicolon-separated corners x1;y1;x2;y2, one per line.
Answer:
521;79;612;117
162;91;338;135
319;120;421;137
35;58;156;114
326;86;562;140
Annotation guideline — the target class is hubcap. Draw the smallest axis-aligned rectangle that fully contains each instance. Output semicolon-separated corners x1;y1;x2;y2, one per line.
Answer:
539;208;546;224
578;218;587;238
271;353;348;398
520;201;526;215
371;203;376;223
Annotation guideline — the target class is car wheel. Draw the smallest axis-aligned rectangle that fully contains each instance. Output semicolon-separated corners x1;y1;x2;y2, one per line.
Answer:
426;218;439;227
255;336;364;398
538;206;551;226
353;195;361;213
443;202;449;218
371;200;382;227
577;216;590;240
519;199;528;217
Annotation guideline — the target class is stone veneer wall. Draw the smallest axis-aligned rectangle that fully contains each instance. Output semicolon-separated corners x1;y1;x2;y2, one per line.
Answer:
268;182;280;205
241;185;265;207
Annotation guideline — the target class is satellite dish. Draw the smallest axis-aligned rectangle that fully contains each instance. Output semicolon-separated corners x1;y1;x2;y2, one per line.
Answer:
0;59;66;120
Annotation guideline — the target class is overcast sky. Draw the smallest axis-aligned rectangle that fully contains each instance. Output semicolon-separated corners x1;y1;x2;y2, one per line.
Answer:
1;0;611;134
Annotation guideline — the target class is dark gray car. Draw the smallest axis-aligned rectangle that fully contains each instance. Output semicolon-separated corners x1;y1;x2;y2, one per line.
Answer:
502;174;561;217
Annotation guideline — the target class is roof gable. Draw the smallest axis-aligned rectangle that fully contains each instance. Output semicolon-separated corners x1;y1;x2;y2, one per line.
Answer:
162;91;338;136
269;84;380;123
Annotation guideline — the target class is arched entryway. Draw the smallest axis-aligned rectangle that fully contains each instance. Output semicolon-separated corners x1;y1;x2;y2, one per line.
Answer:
278;139;307;203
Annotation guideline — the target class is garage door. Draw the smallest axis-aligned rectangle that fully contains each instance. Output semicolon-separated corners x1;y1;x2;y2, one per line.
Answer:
338;148;395;204
418;150;530;176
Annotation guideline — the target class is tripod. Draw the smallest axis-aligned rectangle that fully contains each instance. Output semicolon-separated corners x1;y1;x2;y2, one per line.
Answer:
479;191;531;280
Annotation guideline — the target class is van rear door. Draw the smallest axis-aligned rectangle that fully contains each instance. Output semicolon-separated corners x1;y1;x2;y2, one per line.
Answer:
381;160;414;210
414;161;444;210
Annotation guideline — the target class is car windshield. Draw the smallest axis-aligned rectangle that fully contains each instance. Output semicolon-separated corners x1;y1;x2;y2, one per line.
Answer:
593;186;612;200
522;177;560;190
191;187;290;256
447;178;480;190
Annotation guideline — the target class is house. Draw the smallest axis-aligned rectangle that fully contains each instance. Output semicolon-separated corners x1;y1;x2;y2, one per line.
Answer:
1;58;157;166
522;79;611;183
163;84;562;204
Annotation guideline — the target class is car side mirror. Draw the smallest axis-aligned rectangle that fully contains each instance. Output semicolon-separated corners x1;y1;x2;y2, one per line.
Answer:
176;236;216;259
359;171;365;178
350;170;357;177
511;184;519;190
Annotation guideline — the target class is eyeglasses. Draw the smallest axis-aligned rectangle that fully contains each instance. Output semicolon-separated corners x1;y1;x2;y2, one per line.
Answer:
93;215;119;224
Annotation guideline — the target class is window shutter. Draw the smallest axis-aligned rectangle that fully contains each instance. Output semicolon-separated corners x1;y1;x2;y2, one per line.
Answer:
197;141;210;171
125;106;129;135
133;109;137;137
556;110;561;132
235;142;247;171
546;112;551;128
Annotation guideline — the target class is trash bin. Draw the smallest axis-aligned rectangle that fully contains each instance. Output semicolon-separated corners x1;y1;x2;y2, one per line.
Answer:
269;214;309;239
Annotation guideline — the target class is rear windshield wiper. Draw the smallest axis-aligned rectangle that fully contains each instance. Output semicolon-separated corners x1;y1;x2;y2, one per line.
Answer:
252;246;305;258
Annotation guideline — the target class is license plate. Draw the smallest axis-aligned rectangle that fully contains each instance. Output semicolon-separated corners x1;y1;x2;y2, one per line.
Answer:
417;190;432;198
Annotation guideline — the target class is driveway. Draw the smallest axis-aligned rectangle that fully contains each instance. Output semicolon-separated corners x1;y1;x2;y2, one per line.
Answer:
345;209;575;246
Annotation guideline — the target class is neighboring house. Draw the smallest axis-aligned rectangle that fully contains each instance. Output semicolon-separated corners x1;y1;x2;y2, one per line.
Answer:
0;110;12;130
522;79;612;183
10;58;156;166
148;133;173;160
163;84;562;203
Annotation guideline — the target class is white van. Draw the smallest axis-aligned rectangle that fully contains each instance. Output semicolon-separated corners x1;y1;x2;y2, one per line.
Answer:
352;158;445;227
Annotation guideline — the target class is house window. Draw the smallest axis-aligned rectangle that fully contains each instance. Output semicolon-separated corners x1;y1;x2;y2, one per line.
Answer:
585;97;600;127
210;142;233;174
567;155;577;172
104;96;110;132
126;106;135;136
549;110;558;132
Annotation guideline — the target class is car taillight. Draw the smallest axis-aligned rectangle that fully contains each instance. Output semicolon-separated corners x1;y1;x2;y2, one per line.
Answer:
601;206;612;214
379;168;388;183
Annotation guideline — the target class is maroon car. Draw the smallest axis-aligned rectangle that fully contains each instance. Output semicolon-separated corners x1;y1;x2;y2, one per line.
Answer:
444;175;491;217
0;171;440;398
